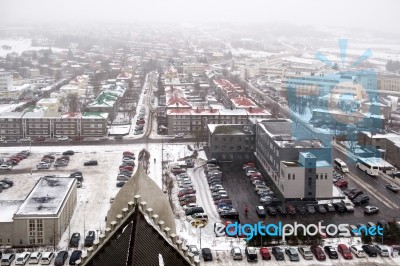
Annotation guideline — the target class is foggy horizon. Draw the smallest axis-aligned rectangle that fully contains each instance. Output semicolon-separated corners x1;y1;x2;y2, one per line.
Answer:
1;0;399;32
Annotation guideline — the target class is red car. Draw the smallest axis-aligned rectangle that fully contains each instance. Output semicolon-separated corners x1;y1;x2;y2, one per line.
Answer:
178;188;196;197
310;245;326;261
335;179;348;188
136;120;145;125
338;244;353;260
243;162;255;169
33;136;46;141
260;247;271;260
250;173;263;179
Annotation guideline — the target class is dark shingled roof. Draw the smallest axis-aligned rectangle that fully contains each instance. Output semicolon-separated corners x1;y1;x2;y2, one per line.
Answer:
84;207;191;266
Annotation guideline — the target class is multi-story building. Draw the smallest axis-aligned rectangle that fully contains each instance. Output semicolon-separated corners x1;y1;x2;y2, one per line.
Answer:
0;112;24;138
255;119;332;201
0;71;13;91
0;177;77;247
182;63;204;75
208;124;255;161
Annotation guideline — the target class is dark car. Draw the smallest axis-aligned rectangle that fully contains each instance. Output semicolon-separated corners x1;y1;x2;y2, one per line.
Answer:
295;205;306;215
310;245;326;261
201;248;213;261
276;206;287;215
69;232;80;247
185;207;204;216
266;206;277;216
272;247;284;260
348;189;363;200
84;160;98;166
285;205;296;215
245;247;258;262
220;210;239;219
62;150;75;155
316;204;327;214
362;245;378;257
333;202;346;212
306;205;316;214
116;181;126;187
324;203;336;212
84;231;96;247
353;194;370;205
69;250;82;265
324;246;338;259
256;206;266;217
54;251;68;266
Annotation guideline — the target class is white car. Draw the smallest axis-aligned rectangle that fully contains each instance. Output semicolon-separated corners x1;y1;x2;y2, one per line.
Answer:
39;252;54;265
122;157;135;163
15;252;30;265
28;252;42;264
260;196;272;203
350;245;366;258
57;136;69;141
20;137;31;142
375;244;390;257
0;164;12;170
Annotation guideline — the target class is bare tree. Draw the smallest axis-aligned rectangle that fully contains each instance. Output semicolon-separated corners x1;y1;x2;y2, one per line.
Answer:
66;93;79;112
138;148;151;173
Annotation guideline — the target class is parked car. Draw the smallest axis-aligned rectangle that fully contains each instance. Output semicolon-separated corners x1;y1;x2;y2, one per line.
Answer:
353;194;370;205
69;250;82;265
276;206;287;215
54;250;68;266
28;252;42;264
341;199;354;211
324;203;336;212
364;205;379;214
256;206;266;217
350;245;366;258
245;247;258;262
37;162;50;169
231;247;243;260
333;202;346;212
324;246;338;259
220;210;239;219
335;179;348;188
285;204;296;215
271;247;284;260
316;205;327;214
348;189;363;200
69;232;80;247
57;136;69;141
15;252;30;265
259;247;271;260
201;248;213;261
266;206;277;216
39;252;54;265
187;245;200;256
296;205;306;215
374;244;390;257
337;244;353;259
84;230;96;247
0;253;15;266
306;205;316;214
362;245;378;257
298;246;313;260
285;247;300;261
84;160;98;166
0;164;12;170
310;245;326;261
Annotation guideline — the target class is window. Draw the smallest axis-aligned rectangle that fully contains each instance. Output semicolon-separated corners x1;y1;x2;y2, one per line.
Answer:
293;174;295;180
308;192;312;196
29;219;35;236
288;173;291;180
308;178;312;186
316;174;318;179
325;173;328;179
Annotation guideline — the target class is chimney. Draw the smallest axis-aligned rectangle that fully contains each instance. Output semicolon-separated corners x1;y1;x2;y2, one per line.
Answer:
249;107;253;112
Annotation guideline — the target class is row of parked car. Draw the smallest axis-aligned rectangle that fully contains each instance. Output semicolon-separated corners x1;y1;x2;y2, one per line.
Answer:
242;162;275;204
134;107;146;135
0;150;31;170
37;153;72;170
116;151;136;187
0;249;81;266
228;243;397;262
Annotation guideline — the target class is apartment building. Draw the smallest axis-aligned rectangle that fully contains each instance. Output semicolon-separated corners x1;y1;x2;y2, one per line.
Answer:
378;74;400;92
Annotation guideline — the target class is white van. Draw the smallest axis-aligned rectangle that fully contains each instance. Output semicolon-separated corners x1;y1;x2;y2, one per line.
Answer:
39;252;54;265
28;252;42;264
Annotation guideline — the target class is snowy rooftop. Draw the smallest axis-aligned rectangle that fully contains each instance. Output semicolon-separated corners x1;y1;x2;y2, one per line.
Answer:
15;177;75;216
0;200;24;222
0;111;24;118
360;131;400;139
208;124;254;135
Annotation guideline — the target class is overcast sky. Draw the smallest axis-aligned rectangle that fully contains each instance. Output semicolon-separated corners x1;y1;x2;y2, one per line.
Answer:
1;0;399;30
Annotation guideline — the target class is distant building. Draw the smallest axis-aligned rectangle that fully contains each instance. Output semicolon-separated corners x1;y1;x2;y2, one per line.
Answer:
378;74;400;92
0;177;77;247
36;98;60;113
